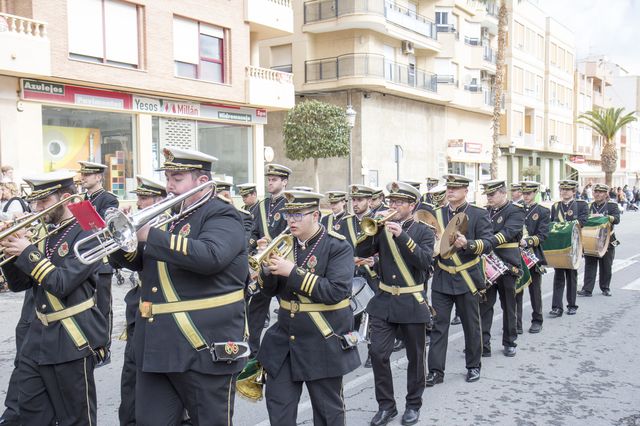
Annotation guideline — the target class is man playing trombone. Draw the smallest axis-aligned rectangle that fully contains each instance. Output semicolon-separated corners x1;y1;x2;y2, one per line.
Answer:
109;147;249;425
255;190;360;425
0;171;108;425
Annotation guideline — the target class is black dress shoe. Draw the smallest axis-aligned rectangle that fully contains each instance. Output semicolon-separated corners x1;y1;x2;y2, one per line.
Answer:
567;307;577;315
577;289;592;297
364;354;372;368
425;371;444;386
529;322;542;333
481;350;492;358
503;346;517;357
393;338;406;352
370;408;398;426
466;368;480;382
517;327;524;335
602;289;612;296
451;315;461;325
401;408;420;426
549;308;563;317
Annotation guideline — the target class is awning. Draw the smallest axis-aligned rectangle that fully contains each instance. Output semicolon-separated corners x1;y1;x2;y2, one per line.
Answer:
565;161;605;178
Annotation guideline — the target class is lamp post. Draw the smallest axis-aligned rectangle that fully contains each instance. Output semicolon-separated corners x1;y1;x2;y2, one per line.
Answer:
346;104;357;189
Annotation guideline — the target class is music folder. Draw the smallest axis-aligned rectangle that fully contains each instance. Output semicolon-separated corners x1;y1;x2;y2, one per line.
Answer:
68;201;106;231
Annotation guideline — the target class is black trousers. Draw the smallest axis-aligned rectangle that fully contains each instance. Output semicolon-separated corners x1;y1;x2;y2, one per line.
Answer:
552;268;578;311
1;320;30;422
119;324;136;426
583;247;615;292
247;292;271;357
370;316;426;411
19;354;97;425
516;270;544;329
136;370;236;426
480;274;517;350
428;290;482;373
265;355;345;426
98;273;114;351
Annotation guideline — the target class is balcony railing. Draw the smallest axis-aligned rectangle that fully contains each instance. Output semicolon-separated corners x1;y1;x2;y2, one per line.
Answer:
303;0;436;39
437;74;458;86
485;1;498;17
271;64;293;73
305;53;437;93
484;90;505;107
247;65;293;84
464;36;481;46
0;13;47;37
464;84;483;93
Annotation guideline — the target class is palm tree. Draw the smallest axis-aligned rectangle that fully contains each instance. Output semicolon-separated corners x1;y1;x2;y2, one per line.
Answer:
577;107;637;187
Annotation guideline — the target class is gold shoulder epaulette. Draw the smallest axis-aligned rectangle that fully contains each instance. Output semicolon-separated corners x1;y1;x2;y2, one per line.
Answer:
236;206;251;215
512;202;523;208
327;229;346;240
216;194;232;204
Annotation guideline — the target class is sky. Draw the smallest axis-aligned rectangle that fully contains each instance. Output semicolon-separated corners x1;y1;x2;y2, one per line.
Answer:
537;0;640;74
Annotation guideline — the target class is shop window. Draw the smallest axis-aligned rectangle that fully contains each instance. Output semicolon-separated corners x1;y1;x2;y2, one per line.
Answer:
67;0;142;68
173;16;225;83
42;107;136;199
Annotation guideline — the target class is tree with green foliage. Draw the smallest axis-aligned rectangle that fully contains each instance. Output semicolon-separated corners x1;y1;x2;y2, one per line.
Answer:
283;100;351;191
577;107;637;186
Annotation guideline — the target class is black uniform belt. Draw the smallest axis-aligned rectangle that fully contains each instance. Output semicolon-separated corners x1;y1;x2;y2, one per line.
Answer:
279;299;350;313
139;289;244;319
36;297;95;326
379;283;425;295
437;257;480;274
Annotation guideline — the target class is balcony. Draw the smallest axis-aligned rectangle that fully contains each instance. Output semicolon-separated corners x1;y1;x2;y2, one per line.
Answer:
305;53;438;95
0;13;50;76
245;66;295;110
245;0;293;39
303;0;439;51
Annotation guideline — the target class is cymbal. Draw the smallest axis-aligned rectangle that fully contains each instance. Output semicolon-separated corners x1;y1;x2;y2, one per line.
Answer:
414;210;442;257
439;212;469;259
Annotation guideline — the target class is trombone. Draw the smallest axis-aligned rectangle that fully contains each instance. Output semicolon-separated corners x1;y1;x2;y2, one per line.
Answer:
360;210;398;237
0;194;85;266
73;181;216;265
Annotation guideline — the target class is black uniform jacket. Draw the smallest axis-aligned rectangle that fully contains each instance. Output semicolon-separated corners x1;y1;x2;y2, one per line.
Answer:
111;196;248;375
250;195;287;250
432;203;495;295
2;220;107;365
415;201;435;214
243;202;259;220
257;227;361;381
522;203;550;265
588;200;621;245
321;211;357;247
487;202;525;268
550;199;589;226
369;202;389;217
356;218;434;323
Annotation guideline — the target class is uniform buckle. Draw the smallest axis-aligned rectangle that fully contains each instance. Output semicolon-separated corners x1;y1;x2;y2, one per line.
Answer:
139;301;153;318
391;286;401;296
289;301;300;313
36;310;48;326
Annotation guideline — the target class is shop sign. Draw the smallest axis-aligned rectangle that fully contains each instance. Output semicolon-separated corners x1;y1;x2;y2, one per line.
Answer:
218;111;251;122
21;79;132;109
448;139;464;148
570;156;585;164
162;100;200;117
132;96;162;113
465;142;482;154
75;94;124;109
23;80;65;96
201;104;268;125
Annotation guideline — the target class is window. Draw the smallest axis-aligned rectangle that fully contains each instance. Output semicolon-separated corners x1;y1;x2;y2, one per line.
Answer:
566;52;574;73
550;81;557;104
67;0;141;68
536;75;543;100
557;47;565;70
513;110;524;137
513;66;523;94
448;162;466;175
536;34;544;61
535;116;543;142
550;43;557;65
271;44;292;73
173;16;225;83
515;21;525;49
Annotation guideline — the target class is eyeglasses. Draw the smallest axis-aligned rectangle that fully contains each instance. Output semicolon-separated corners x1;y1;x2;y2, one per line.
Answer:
387;199;410;206
283;211;315;222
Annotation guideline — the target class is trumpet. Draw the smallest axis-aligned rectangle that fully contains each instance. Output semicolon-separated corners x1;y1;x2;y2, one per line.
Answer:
248;231;293;271
73;181;216;265
360;210;398;237
0;194;85;266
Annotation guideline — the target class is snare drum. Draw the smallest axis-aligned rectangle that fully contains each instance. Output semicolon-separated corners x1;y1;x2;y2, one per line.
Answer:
521;248;539;269
482;252;508;285
350;277;374;316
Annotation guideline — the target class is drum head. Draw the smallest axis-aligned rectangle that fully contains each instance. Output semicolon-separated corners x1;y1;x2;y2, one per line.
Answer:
351;277;374;315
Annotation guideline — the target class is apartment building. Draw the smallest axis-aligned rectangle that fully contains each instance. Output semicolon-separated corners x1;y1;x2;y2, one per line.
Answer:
498;0;575;199
259;0;499;197
0;0;294;199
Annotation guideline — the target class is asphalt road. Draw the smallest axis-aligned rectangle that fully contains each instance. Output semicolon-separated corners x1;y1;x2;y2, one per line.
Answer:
1;211;640;425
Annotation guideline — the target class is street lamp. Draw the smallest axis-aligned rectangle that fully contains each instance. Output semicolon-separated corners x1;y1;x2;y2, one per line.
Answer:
346;105;357;189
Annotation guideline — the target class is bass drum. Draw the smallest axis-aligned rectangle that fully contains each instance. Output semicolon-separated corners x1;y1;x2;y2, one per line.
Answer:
351;277;374;316
542;220;582;270
582;216;611;258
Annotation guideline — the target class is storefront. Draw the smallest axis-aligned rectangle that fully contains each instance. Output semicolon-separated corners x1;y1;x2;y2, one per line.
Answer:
15;78;266;199
447;139;492;202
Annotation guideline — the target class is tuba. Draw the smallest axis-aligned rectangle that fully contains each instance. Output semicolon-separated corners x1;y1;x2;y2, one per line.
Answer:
73;181;216;265
0;194;85;266
248;231;293;271
360;210;398;237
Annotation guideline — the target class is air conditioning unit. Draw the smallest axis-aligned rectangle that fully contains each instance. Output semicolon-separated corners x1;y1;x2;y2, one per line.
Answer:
549;135;558;143
402;41;415;55
481;27;489;39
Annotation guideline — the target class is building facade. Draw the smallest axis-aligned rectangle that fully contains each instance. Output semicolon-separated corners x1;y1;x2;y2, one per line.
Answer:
0;0;295;198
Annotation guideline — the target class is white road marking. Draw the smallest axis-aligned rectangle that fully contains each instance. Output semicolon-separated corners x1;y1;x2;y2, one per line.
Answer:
254;257;638;425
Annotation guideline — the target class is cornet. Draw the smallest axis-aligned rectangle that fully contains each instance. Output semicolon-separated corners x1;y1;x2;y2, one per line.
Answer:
73;181;216;265
248;231;293;271
360;210;398;237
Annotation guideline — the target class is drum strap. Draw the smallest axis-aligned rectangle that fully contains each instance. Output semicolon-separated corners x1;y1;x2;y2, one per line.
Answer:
346;217;358;246
296;295;335;338
435;209;479;295
383;229;425;304
259;199;272;241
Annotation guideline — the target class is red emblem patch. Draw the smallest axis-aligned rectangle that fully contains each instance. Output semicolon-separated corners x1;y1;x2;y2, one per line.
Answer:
58;241;69;257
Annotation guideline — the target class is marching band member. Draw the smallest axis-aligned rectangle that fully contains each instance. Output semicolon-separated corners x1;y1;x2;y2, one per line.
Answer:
550;180;588;317
369;187;388;216
111;148;248;425
216;180;253;247
403;180;434;213
356;181;434;426
248;164;291;356
79;160;119;364
320;190;349;234
517;181;550;334
479;180;525;357
1;171;108;425
428;174;493;385
420;177;440;205
257;190;360;425
237;183;259;218
510;182;524;205
344;184;374;246
579;183;620;297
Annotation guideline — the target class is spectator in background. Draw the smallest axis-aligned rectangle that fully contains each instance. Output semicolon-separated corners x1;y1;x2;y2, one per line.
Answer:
617;187;627;211
585;183;593;202
545;186;551;201
634;186;640;207
0;182;29;220
1;165;14;183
